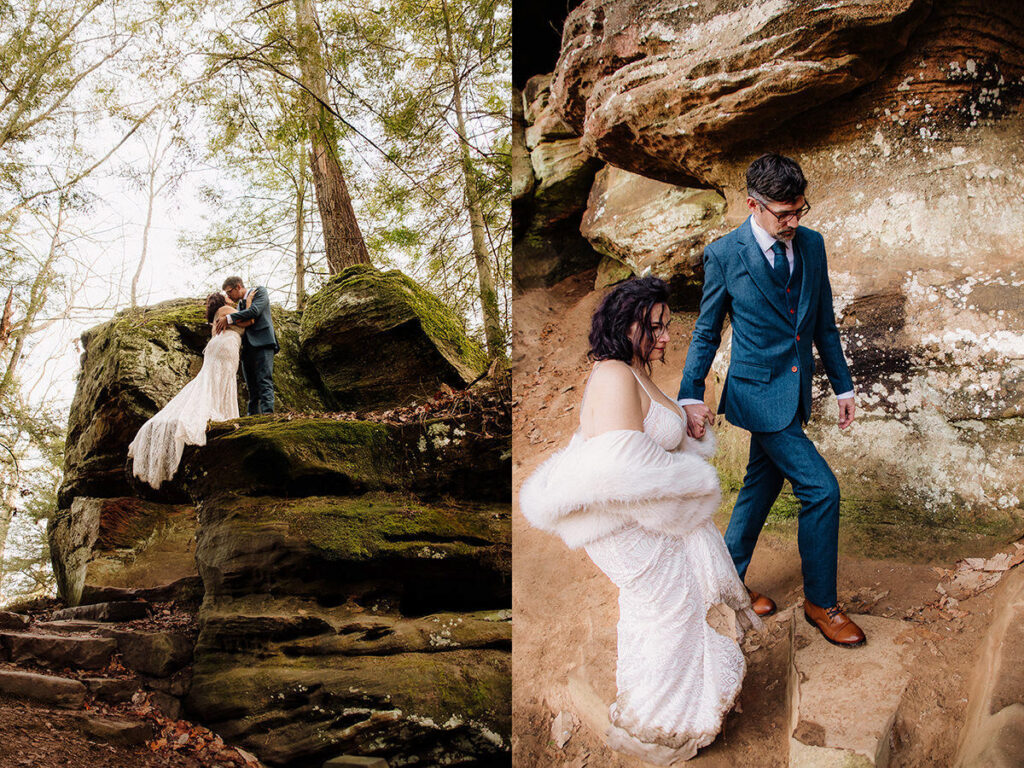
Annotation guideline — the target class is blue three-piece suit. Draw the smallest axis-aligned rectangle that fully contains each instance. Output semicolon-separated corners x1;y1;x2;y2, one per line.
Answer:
678;217;854;607
229;286;279;415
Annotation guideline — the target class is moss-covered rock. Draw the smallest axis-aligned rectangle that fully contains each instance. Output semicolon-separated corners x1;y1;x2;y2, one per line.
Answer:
194;493;510;607
186;646;509;767
181;410;510;503
298;265;489;409
60;299;328;507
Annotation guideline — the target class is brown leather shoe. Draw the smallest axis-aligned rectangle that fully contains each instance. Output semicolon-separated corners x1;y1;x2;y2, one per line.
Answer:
804;599;866;648
746;588;777;618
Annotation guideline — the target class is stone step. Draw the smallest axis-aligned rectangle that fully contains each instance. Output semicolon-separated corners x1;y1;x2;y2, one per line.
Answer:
323;757;390;767
0;631;117;670
35;619;110;633
82;676;141;704
97;629;193;678
955;567;1024;768
52;600;149;622
787;613;914;767
74;713;154;745
0;611;30;630
0;668;86;708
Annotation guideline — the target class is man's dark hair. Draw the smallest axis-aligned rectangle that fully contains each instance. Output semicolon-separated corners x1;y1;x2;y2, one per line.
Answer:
746;153;807;203
222;276;243;291
588;276;671;374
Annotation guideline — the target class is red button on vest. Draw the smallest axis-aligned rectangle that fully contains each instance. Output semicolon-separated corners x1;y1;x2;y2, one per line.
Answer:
796;334;801;341
791;366;798;372
790;308;795;314
786;288;790;293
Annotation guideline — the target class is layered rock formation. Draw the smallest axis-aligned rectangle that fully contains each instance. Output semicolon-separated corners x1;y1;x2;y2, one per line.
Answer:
515;0;1024;541
513;76;603;290
49;269;509;766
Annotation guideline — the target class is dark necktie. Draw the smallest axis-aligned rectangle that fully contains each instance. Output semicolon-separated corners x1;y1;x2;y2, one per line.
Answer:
771;241;790;284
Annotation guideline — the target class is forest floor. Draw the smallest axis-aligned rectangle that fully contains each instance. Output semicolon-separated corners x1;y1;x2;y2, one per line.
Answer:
511;270;1021;768
0;601;261;768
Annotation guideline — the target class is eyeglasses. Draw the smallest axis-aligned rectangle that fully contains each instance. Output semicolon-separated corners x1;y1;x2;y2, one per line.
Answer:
750;193;810;223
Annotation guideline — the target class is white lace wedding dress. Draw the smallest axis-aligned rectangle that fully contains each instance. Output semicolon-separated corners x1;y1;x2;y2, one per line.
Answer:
559;371;758;764
128;325;243;489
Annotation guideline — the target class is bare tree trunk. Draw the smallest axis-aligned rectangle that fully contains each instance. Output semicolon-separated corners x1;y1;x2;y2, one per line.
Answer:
0;204;65;403
131;125;173;307
441;0;505;358
131;168;156;307
295;149;307;310
0;480;15;602
293;0;370;273
0;289;13;358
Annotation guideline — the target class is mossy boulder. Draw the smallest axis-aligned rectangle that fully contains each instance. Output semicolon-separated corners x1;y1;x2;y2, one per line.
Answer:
180;411;510;504
60;298;328;507
187;644;509;767
298;265;489;409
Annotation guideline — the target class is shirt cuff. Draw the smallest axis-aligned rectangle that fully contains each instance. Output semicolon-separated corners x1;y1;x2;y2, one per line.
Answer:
226;314;234;325
836;390;854;400
677;398;704;407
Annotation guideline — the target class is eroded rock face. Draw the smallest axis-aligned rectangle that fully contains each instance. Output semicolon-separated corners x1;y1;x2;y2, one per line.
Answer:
581;165;727;304
180;394;512;767
543;0;1024;537
513;76;603;290
49;497;197;605
299;266;488;409
550;0;932;187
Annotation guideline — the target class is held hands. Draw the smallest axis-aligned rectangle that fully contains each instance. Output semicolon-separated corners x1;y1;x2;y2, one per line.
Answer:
838;397;855;429
683;403;713;439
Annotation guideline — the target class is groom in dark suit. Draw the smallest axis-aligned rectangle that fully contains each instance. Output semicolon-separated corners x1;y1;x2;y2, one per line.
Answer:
678;154;864;647
216;276;279;414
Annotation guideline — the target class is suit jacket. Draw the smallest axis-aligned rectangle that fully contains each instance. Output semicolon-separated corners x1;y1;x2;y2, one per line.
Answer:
677;217;853;433
229;286;279;352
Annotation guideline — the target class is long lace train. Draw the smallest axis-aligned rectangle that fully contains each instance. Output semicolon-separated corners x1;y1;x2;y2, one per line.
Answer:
128;330;241;489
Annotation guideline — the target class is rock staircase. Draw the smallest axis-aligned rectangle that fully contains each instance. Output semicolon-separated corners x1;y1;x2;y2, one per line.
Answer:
0;598;202;752
0;597;411;767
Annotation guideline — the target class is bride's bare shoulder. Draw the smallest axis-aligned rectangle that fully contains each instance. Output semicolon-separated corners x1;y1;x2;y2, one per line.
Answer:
588;360;638;395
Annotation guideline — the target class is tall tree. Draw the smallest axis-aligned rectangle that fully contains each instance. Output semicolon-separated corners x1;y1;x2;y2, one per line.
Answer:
292;0;370;272
440;0;505;357
362;0;511;356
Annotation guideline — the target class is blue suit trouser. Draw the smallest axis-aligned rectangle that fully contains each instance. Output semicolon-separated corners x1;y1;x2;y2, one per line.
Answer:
241;346;275;415
723;412;840;607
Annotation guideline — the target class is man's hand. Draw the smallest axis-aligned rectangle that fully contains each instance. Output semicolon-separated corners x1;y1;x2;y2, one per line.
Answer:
838;397;855;429
213;316;228;334
683;403;712;439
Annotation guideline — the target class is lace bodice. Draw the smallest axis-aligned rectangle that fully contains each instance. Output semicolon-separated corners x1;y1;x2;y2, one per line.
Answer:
642;398;685;452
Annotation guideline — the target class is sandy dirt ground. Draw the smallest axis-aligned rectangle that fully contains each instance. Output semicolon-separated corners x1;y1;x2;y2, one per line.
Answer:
511;271;1014;768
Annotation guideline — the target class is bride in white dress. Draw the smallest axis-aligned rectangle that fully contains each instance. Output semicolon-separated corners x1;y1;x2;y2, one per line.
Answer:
520;276;761;764
128;292;253;489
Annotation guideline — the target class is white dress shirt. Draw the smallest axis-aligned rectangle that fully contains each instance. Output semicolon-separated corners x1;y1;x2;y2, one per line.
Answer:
679;217;854;407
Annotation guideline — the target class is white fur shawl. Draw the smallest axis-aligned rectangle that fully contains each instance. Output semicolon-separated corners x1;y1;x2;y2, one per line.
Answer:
519;427;722;549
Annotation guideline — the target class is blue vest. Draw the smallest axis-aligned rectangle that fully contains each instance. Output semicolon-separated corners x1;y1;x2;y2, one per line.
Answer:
759;242;803;325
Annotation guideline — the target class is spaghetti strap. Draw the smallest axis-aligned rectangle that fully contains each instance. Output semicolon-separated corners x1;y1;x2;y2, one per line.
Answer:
624;365;657;402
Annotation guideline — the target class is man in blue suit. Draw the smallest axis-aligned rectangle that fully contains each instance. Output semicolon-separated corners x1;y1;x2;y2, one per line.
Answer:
215;276;279;415
678;154;864;647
